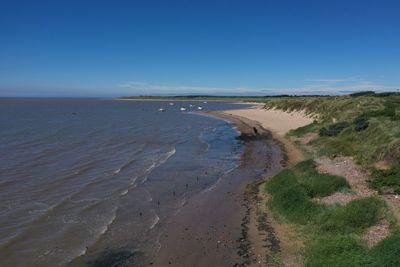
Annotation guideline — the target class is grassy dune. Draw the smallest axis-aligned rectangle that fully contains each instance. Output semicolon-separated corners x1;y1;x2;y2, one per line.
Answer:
263;93;400;193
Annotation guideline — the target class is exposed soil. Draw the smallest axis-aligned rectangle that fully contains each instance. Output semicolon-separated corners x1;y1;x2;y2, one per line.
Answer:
315;156;376;204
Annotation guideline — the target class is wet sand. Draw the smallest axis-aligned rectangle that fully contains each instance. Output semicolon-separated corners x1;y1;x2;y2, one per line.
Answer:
151;111;285;266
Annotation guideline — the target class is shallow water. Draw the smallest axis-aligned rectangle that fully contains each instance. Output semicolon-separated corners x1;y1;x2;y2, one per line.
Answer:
0;98;248;267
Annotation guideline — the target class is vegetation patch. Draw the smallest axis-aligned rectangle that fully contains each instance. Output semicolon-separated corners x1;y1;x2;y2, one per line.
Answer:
316;197;384;234
289;121;319;137
265;159;398;266
264;94;400;168
368;230;400;266
266;160;349;224
266;169;323;224
354;116;369;132
369;168;400;194
304;235;369;267
319;122;350;137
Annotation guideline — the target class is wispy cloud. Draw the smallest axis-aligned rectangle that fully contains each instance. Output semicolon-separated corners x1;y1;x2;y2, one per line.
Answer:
305;76;361;83
118;80;399;96
118;82;260;95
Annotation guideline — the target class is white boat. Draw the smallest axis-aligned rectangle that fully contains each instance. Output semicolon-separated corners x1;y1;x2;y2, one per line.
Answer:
197;106;203;110
189;104;194;108
203;101;207;104
169;102;174;106
180;107;187;111
158;108;166;112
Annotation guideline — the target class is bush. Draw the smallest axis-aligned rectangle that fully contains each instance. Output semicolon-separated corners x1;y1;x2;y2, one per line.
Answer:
317;197;384;234
369;168;400;194
354;116;369;132
319;122;350;137
350;91;376;97
304;235;369;267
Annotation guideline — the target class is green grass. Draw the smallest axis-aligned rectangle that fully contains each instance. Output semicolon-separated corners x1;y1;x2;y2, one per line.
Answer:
264;95;400;169
367;230;400;267
265;160;398;266
266;160;349;224
266;169;323;224
316;197;385;234
292;159;349;198
304;235;369;267
369;168;400;194
288;121;319;137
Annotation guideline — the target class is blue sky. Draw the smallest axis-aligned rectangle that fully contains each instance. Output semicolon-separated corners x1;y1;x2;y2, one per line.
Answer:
0;0;399;97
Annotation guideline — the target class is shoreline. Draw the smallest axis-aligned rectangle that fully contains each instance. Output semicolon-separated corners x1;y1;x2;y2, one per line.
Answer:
151;109;284;266
217;106;314;165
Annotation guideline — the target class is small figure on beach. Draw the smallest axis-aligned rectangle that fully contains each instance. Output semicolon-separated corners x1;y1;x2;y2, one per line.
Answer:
185;183;188;190
157;200;160;207
253;127;258;135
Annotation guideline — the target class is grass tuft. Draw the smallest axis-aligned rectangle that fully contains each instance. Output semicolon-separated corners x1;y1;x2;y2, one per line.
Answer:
304;235;369;267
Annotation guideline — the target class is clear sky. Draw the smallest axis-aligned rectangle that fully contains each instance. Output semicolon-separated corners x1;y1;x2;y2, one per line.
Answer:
1;0;399;97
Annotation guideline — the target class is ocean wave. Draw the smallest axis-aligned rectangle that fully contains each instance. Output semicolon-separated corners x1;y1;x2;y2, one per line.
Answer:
120;189;129;196
149;213;160;229
202;164;239;193
139;147;176;185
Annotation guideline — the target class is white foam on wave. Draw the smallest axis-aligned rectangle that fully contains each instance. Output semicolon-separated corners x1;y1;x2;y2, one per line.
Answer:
149;213;160;229
129;176;138;185
140;147;176;184
98;213;117;235
202;164;239;193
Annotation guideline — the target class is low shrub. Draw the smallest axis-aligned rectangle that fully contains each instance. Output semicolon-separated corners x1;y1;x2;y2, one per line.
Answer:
354;116;369;132
369;168;400;194
319;122;350;137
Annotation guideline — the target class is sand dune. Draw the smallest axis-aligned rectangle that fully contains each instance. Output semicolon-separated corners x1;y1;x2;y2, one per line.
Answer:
223;105;314;136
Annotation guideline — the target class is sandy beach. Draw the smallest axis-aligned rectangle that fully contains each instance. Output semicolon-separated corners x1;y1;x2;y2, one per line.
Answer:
151;104;313;266
222;105;314;164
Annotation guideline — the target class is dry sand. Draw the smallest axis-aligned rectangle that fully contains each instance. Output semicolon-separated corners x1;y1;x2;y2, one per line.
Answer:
223;106;313;136
222;106;314;164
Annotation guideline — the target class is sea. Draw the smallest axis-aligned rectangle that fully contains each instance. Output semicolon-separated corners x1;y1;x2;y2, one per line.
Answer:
0;98;249;266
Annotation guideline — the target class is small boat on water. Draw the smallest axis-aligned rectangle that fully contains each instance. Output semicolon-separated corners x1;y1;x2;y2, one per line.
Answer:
203;101;207;104
158;108;166;112
197;106;203;110
169;102;174;106
180;107;187;111
189;104;194;108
